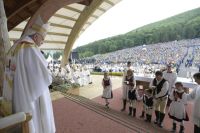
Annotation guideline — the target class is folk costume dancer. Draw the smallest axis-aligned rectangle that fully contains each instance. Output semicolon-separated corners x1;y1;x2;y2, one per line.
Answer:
124;69;137;116
102;72;113;108
168;82;188;133
149;71;169;128
121;61;132;111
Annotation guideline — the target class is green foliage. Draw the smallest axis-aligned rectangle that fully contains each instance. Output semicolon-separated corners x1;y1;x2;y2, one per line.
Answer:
71;83;80;88
75;7;200;58
43;52;50;59
91;72;123;76
52;83;72;93
53;51;62;60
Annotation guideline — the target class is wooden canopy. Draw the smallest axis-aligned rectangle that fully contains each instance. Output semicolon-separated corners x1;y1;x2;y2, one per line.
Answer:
4;0;121;65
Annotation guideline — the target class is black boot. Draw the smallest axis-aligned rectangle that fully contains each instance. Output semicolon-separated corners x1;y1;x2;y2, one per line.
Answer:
154;111;159;124
145;114;149;122
128;107;132;116
170;123;176;132
140;111;145;118
121;100;126;111
158;113;165;128
132;108;136;117
145;114;152;122
148;114;152;122
179;125;184;133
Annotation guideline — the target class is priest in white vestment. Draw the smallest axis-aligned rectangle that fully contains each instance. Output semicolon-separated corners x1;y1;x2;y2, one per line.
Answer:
2;15;56;133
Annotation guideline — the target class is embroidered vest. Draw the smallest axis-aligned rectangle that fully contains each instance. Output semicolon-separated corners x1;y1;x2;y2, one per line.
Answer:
128;89;137;100
103;78;110;86
153;78;166;95
143;95;153;107
173;90;184;101
125;76;134;86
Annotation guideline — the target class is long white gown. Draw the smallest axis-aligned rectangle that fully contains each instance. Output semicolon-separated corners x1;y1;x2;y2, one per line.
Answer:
3;36;56;133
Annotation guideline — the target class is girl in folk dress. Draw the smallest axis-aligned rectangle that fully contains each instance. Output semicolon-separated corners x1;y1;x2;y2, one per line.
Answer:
128;84;138;117
102;72;113;108
168;82;189;133
125;70;137;117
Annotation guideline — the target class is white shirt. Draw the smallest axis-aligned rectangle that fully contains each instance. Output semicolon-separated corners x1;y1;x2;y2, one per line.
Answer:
163;70;177;94
187;86;200;127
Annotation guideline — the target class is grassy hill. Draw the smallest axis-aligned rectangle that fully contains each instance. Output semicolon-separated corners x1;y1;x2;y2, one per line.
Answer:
75;7;200;58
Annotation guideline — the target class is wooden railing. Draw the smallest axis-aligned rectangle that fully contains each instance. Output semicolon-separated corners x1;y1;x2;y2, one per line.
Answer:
0;112;32;133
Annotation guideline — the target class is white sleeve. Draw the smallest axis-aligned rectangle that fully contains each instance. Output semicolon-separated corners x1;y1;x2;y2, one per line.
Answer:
122;71;126;85
149;79;154;88
187;88;196;101
169;91;174;101
133;76;136;89
181;93;187;105
102;79;104;87
172;73;177;87
109;78;112;88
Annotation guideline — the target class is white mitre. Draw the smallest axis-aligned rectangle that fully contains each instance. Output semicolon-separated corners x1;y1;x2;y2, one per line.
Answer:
23;15;49;38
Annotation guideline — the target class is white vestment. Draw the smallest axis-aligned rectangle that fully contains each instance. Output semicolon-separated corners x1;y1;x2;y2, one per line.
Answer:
3;36;56;133
163;70;177;94
85;69;92;84
187;86;200;127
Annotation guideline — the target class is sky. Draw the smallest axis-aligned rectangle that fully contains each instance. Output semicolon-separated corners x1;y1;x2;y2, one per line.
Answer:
73;0;200;49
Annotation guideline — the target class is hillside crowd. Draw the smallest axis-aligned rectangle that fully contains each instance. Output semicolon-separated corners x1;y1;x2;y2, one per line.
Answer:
78;38;200;75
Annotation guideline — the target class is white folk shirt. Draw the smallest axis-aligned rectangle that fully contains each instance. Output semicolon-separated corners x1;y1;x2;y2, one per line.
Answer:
3;36;56;133
163;70;177;94
187;86;200;127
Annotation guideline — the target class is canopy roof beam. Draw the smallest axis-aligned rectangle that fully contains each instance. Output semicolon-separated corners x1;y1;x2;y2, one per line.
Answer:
13;28;69;36
54;14;77;22
62;0;104;66
105;0;114;6
64;6;82;13
10;38;66;44
50;23;73;29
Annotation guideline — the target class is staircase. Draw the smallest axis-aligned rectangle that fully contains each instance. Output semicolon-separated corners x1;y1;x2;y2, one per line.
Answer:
62;92;169;133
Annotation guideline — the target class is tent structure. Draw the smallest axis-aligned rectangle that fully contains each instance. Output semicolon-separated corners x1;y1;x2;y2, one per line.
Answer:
47;55;53;62
58;55;62;61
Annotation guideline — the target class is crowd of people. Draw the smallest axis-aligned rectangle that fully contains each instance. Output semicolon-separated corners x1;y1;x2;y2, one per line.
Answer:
79;38;200;76
47;63;92;87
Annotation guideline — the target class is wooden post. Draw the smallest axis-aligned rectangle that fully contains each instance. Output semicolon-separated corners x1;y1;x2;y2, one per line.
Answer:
0;0;11;96
22;113;32;133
